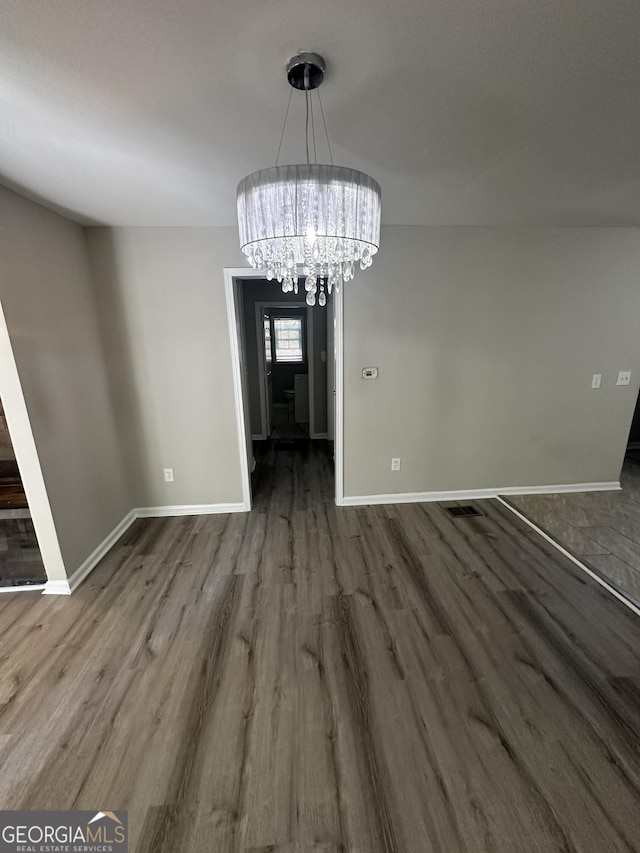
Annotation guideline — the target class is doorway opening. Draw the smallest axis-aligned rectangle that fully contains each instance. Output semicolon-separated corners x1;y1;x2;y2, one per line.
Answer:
261;306;310;441
626;389;640;464
0;396;46;587
224;269;343;509
0;299;66;592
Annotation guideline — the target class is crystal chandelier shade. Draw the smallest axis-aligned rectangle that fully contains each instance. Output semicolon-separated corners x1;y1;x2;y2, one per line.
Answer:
237;164;381;305
236;53;382;306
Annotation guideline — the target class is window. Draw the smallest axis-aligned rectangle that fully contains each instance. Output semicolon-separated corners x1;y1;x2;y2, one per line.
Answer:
273;316;304;363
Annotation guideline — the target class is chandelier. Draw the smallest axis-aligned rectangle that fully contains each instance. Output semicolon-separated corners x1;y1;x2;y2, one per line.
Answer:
237;53;381;306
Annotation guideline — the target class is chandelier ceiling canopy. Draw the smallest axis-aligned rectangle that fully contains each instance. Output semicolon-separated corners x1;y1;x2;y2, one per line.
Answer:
236;53;381;306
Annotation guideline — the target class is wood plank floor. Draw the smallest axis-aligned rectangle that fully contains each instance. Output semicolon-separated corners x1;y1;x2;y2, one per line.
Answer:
0;459;29;510
507;453;640;608
0;439;639;852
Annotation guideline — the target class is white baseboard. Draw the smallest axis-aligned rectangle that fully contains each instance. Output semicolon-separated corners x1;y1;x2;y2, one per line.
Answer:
499;481;621;496
0;582;48;594
65;509;138;593
42;579;72;595
135;502;248;518
340;481;621;507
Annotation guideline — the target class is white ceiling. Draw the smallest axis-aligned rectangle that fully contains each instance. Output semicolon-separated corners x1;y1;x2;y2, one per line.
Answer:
1;0;640;227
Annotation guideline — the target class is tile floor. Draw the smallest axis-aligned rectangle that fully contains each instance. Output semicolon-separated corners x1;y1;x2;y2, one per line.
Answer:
506;453;640;607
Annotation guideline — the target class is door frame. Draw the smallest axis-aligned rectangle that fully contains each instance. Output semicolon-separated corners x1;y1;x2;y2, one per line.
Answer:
254;304;271;440
224;268;344;506
224;270;253;512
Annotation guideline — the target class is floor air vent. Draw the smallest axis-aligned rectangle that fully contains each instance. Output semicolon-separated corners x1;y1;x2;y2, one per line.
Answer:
445;505;482;519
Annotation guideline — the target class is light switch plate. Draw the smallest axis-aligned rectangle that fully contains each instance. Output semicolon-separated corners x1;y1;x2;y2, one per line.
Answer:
616;371;631;386
591;374;601;388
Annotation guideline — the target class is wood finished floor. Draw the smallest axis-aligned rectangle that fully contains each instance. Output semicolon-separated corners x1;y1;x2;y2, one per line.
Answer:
0;459;29;510
507;454;640;608
0;439;639;852
0;515;46;586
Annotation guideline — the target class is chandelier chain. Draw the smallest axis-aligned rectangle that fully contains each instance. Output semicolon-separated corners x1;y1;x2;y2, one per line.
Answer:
310;84;317;163
316;88;334;166
305;87;310;165
275;86;293;167
304;62;311;165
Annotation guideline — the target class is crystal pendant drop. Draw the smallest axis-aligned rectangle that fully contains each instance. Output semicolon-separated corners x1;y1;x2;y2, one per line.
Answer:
306;291;316;306
360;246;371;270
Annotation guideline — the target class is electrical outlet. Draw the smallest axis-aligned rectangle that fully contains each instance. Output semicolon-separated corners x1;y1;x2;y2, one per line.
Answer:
164;468;174;482
591;374;601;389
391;458;401;471
616;371;631;386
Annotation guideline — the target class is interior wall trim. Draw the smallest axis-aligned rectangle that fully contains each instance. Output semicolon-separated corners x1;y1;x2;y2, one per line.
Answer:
42;579;72;595
333;285;344;506
135;502;248;518
341;481;621;506
224;268;253;513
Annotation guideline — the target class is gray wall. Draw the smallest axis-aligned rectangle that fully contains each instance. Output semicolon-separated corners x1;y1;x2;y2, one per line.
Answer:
85;226;247;507
0;186;131;576
344;227;640;497
83;225;640;515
